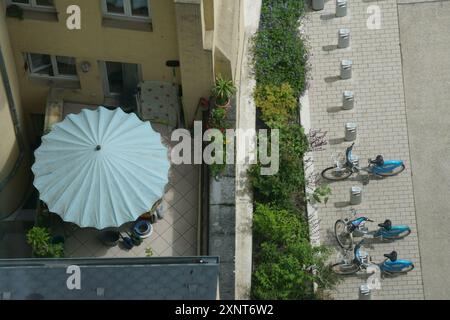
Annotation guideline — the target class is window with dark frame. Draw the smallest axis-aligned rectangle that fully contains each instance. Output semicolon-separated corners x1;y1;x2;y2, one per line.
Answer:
103;0;150;21
8;0;55;9
26;53;78;80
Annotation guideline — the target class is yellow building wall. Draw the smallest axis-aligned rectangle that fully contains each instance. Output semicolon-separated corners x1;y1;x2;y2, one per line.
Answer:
174;0;214;127
5;0;180;117
1;0;245;215
172;0;244;128
0;2;30;216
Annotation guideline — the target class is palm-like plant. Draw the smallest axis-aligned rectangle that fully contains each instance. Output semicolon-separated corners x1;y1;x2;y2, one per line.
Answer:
26;227;64;258
212;74;236;106
26;227;51;257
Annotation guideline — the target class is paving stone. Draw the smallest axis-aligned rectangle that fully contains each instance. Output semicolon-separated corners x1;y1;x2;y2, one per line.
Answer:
304;0;424;299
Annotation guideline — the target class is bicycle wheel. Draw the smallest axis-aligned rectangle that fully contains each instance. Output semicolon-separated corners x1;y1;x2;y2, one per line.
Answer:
334;220;353;249
331;262;360;275
321;166;352;181
377;164;405;177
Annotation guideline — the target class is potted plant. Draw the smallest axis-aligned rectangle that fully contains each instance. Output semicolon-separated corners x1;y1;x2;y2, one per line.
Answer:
212;74;236;109
206;107;230;180
26;227;64;258
208;107;228;130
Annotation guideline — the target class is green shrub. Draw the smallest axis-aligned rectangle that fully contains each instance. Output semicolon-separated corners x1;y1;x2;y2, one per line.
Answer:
249;0;339;300
210;162;226;178
252;242;316;300
254;83;297;126
46;243;64;258
207;90;232;177
26;226;64;258
252;204;339;299
278;124;309;159
249;158;304;208
253;1;308;97
208;107;228;130
310;184;332;204
252;241;339;300
26;227;50;257
253;203;308;244
249;124;309;207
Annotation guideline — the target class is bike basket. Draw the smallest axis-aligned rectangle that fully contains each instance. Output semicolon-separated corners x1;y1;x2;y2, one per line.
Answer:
331;153;346;167
349;155;359;167
358;251;369;265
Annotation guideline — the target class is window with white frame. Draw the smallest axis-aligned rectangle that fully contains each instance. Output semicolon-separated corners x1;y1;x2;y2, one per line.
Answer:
26;53;78;80
102;0;150;21
8;0;55;10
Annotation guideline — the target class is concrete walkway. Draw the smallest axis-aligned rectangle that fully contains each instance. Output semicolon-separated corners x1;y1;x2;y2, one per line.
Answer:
304;0;424;299
398;0;450;300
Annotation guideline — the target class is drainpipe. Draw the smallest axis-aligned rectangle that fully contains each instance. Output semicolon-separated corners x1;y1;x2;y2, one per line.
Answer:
0;45;26;192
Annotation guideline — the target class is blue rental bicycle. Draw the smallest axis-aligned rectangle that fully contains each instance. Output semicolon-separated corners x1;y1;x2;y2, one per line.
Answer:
321;143;405;181
331;240;414;276
334;209;411;249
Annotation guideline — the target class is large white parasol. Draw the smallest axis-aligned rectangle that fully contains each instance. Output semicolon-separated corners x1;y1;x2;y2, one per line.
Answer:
32;107;170;229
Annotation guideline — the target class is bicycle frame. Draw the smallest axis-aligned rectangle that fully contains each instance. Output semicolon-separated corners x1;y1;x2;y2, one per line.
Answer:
353;241;370;268
352;240;413;274
347;215;410;239
379;259;414;273
373;225;411;238
369;160;404;175
344;143;404;175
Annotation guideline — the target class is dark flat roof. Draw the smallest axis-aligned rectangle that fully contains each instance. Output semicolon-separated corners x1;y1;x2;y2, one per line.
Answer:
0;256;219;300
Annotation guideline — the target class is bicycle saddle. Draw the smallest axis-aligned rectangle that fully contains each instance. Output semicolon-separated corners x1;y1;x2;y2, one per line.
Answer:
384;251;397;262
370;155;384;166
378;219;392;230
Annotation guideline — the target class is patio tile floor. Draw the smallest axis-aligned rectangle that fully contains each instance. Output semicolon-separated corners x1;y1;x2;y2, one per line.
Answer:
63;123;199;258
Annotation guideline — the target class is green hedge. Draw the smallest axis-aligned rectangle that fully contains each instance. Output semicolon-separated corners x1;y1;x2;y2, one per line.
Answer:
249;124;309;208
251;204;338;300
253;0;308;97
253;83;297;127
250;0;338;300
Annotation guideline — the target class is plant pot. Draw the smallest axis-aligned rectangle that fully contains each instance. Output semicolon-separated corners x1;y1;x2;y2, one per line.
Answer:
215;99;231;110
133;220;153;239
100;230;120;247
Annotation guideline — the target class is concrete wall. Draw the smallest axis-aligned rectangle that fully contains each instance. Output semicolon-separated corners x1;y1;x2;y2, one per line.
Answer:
212;0;241;80
174;0;214;127
203;0;259;299
0;2;30;217
5;0;180;128
171;0;244;128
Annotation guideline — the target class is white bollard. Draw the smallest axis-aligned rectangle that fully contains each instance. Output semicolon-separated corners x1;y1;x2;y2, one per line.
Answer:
340;59;353;79
344;122;357;141
342;91;354;110
359;284;372;300
338;28;350;48
350;186;362;205
336;0;348;17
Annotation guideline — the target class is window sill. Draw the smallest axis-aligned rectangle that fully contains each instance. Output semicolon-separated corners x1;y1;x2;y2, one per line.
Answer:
6;7;58;22
102;17;153;32
28;76;81;90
